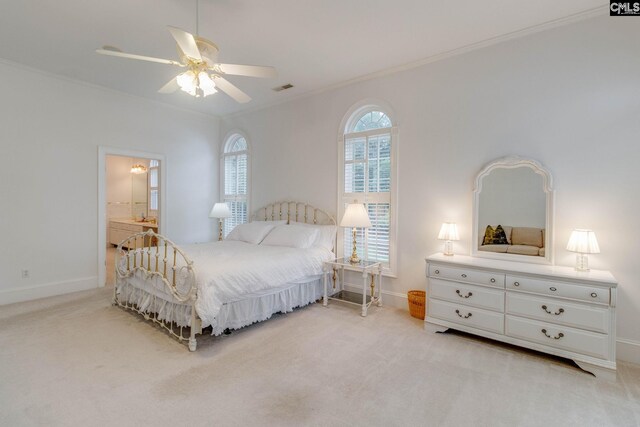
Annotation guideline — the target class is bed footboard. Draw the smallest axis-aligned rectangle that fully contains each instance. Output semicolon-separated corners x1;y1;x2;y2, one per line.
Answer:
114;230;201;351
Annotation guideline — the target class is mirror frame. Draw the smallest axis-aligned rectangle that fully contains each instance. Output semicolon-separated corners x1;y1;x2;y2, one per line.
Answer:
471;156;555;265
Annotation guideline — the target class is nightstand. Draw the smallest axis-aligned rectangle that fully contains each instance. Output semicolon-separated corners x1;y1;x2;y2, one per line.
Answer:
322;258;383;317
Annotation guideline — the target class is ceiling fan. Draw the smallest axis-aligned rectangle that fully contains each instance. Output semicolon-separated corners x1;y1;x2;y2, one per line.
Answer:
96;26;277;103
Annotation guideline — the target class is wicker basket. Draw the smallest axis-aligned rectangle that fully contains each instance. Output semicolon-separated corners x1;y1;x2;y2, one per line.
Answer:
407;290;426;320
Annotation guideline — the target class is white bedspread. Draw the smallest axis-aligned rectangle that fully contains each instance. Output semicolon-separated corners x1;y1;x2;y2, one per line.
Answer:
178;241;333;326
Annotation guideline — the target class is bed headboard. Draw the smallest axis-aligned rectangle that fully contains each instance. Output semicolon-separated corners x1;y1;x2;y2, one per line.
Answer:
252;201;336;225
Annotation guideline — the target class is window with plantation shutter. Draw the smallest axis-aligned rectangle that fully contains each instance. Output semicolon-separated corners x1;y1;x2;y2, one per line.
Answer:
148;159;159;217
222;134;249;237
339;108;397;274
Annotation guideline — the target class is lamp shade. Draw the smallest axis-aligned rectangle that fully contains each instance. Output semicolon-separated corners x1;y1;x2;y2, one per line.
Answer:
566;229;600;254
340;203;371;228
437;222;460;241
209;202;231;219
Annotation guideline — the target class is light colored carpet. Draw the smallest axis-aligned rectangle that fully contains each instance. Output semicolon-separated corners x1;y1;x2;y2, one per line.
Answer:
1;288;639;427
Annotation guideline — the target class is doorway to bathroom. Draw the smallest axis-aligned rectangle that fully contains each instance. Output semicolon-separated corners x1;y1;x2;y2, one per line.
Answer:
98;147;166;287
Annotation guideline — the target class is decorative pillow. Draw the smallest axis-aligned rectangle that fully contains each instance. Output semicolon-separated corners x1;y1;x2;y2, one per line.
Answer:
482;225;495;245
290;222;337;251
261;224;320;249
226;222;279;244
482;225;508;245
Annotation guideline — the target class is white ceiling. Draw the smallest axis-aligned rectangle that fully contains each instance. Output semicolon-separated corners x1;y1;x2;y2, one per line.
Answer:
0;0;605;117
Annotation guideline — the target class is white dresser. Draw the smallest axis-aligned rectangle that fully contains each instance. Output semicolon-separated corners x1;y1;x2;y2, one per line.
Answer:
425;253;617;377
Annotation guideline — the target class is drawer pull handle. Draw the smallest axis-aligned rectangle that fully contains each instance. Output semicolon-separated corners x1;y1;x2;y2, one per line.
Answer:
455;309;472;319
490;278;496;283
590;292;597;298
541;329;564;340
461;274;467;278
456;290;473;298
549;287;557;292
513;281;520;287
434;269;440;274
541;305;564;316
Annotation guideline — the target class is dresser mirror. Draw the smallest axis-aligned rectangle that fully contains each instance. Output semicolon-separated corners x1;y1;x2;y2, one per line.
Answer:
472;156;554;264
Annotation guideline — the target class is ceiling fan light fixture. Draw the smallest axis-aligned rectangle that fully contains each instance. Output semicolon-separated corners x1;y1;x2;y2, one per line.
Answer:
176;70;216;98
198;72;217;96
177;70;198;96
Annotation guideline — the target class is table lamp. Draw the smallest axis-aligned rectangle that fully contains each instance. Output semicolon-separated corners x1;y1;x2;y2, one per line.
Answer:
340;202;371;264
566;229;600;271
438;222;459;256
209;202;232;241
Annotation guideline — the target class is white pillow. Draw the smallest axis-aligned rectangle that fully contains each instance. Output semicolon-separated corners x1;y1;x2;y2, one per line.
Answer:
226;222;279;244
289;222;337;251
261;224;319;249
257;220;287;226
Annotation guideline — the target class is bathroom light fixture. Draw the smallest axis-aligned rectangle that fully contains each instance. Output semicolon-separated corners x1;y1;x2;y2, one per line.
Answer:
438;222;459;256
130;164;148;174
340;202;371;264
209;202;231;241
566;229;600;271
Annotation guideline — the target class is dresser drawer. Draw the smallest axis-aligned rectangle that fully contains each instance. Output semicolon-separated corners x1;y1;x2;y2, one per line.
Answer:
429;265;505;289
429;299;504;334
506;275;609;305
429;278;504;312
506;293;609;333
505;315;609;360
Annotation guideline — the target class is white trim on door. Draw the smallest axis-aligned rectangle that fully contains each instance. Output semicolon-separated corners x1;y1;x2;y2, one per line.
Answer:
97;146;167;287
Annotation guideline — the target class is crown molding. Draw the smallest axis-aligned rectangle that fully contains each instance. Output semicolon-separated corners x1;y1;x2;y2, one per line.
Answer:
223;5;607;120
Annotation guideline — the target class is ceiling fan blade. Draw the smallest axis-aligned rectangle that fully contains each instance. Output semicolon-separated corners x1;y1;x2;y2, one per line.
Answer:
158;77;180;94
216;63;277;79
167;26;202;62
96;47;183;66
214;77;251;103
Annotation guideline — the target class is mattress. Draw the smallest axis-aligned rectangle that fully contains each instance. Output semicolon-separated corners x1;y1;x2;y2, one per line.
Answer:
116;240;333;332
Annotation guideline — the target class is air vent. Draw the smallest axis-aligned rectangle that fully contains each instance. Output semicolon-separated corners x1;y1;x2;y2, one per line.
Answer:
272;83;294;92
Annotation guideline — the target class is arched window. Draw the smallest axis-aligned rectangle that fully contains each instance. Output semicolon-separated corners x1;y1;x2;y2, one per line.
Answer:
222;133;250;236
339;106;397;274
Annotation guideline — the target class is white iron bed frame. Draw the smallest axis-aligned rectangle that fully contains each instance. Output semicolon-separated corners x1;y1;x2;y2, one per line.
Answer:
113;201;336;351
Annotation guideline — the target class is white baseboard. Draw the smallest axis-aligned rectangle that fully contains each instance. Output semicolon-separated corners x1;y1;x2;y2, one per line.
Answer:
342;283;408;310
0;276;98;306
617;338;640;365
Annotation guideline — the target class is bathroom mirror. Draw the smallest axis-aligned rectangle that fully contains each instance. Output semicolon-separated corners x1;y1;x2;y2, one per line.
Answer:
472;156;554;264
131;159;148;219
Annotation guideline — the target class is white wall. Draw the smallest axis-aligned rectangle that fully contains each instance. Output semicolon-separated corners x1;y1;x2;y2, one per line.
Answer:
106;155;134;220
0;60;220;303
221;16;640;362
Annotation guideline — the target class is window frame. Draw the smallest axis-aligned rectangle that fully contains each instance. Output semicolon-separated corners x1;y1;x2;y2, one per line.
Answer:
338;104;398;277
221;131;251;237
148;159;159;218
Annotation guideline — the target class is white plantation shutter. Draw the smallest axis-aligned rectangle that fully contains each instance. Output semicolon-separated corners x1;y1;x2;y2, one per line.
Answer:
222;135;249;237
339;109;396;273
367;203;390;263
223;200;247;236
